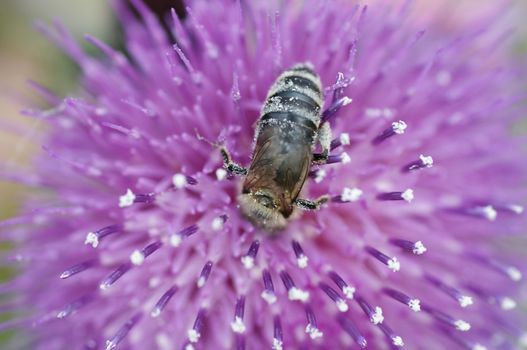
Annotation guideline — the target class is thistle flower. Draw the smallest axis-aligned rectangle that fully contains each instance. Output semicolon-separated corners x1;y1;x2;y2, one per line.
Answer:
2;0;527;349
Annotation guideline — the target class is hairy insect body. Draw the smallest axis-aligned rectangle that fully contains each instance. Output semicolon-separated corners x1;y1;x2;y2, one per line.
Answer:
236;64;329;232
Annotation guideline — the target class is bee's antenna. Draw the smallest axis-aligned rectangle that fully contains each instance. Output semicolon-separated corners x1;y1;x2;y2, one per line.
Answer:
194;128;222;148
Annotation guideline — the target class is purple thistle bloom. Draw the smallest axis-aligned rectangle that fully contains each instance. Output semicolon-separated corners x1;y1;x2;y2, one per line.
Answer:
2;0;527;349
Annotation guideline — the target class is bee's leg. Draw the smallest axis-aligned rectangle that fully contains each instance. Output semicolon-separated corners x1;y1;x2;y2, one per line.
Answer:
220;146;248;176
312;122;332;165
294;195;330;210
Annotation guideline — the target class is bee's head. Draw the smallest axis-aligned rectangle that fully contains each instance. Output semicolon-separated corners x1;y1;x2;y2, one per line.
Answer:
237;189;288;233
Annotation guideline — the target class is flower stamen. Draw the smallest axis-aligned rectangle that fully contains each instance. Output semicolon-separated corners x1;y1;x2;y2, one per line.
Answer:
402;154;434;172
377;189;414;202
333;187;363;203
425;275;473;308
261;269;277;305
84;224;122;248
330;132;351;150
150;285;178;318
355;296;384;325
365;246;400;272
389;239;427;255
187;308;205;343
56;294;95;319
305;305;323;339
383;288;421;312
105;313;142;350
337;314;368;349
292;240;309;268
59;260;97;279
328;271;356;300
197;261;213;288
230;296;246;334
241;240;260;269
272;316;284;350
280;270;310;302
372;120;407;144
378;322;404;347
129;241;163;266
170;224;199;247
99;263;132;290
319;282;348;312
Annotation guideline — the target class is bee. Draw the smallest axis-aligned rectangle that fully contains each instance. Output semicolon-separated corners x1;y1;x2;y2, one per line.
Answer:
221;63;333;232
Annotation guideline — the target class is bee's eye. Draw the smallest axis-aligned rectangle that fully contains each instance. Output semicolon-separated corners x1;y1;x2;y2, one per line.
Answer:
255;194;275;209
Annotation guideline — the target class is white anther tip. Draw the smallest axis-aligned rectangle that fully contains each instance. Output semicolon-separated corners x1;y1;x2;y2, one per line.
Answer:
419;154;434;167
230;316;246;334
392;336;404;347
343;286;356;300
500;297;517;310
211;217;224;231
172;173;187;189
454;320;471;331
241;256;254;269
187;329;200;343
509;204;524;214
341;96;353;106
288;287;310;302
413;241;427;255
272;338;283;350
507;267;522;282
169;234;182;247
314;169;327;184
297;255;309;269
401;189;414;202
84;232;99;248
370;307;384;324
261;290;277;305
387;257;401;272
340;152;351;164
341;187;362;202
481;205;497;221
130;250;145;266
336;299;349;312
119;189;136;208
472;344;487;350
458;295;473;308
215;168;227;181
305;324;323;339
339;133;351;145
392;120;407;134
408;298;421;312
150;308;161;318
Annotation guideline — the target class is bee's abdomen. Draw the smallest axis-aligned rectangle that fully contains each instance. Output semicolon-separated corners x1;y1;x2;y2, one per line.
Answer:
260;63;324;130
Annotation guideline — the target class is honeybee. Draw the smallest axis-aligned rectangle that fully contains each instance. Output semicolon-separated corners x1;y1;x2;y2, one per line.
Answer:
221;63;333;232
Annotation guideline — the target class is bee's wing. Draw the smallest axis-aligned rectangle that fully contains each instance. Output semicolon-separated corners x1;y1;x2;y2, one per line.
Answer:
274;143;311;201
245;126;311;201
243;132;276;191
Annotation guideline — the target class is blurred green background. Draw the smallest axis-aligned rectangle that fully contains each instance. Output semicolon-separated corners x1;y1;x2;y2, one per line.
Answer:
0;1;114;222
0;0;525;348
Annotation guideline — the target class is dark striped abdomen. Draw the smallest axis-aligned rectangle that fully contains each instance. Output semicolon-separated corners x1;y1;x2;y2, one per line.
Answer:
260;63;324;132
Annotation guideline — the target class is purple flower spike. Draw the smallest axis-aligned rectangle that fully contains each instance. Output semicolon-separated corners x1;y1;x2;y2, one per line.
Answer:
241;240;260;269
150;285;178;318
59;259;97;279
196;261;213;288
186;308;206;345
231;296;246;334
2;0;527;349
272;316;284;350
105;313;142;350
337;314;368;349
